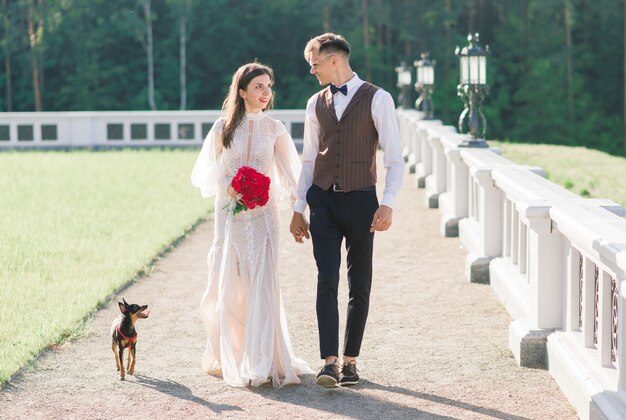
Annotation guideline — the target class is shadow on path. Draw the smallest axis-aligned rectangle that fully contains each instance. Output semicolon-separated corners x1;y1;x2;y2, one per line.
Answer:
245;376;530;420
360;380;530;420
245;375;452;419
132;374;242;414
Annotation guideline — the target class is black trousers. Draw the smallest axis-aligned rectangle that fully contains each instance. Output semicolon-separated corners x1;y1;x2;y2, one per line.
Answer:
306;184;379;359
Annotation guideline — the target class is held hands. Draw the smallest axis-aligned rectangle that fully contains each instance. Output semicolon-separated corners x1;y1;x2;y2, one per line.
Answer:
289;212;310;243
370;205;393;233
289;205;392;241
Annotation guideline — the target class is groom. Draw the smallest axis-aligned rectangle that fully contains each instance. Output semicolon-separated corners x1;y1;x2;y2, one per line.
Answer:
290;33;404;387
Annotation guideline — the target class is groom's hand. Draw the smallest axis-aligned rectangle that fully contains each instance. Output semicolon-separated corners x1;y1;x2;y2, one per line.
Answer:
370;205;393;232
290;212;310;243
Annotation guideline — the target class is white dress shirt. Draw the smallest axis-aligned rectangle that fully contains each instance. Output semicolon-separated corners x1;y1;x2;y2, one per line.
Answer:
294;73;404;214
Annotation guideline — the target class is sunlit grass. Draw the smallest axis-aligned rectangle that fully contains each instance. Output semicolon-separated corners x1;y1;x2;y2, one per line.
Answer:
0;149;211;384
492;141;626;207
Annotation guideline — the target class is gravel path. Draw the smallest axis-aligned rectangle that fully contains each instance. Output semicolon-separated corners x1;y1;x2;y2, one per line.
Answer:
0;162;577;419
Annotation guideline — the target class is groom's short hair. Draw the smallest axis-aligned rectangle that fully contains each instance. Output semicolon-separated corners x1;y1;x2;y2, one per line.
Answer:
304;33;351;59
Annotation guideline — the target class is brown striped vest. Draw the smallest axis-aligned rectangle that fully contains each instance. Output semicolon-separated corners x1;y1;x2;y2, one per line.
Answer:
312;82;380;192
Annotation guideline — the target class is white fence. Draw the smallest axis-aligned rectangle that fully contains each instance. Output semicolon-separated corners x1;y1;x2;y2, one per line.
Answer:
0;110;306;150
397;109;626;419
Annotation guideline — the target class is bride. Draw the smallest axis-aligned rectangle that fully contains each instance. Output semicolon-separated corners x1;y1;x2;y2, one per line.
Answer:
191;62;312;387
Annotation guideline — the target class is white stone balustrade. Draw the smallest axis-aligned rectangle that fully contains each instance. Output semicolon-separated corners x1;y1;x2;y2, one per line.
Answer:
414;121;440;189
399;109;626;418
547;203;626;419
489;167;624;371
396;110;441;189
0;110;306;150
438;130;472;237
396;111;410;161
408;117;423;174
396;107;626;417
395;109;423;171
395;110;469;236
396;110;415;162
457;149;544;284
423;124;457;209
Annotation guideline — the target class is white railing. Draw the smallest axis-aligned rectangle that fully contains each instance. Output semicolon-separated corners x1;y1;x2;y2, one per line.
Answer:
438;129;471;237
458;149;544;284
0;110;306;150
396;109;421;165
397;108;626;419
547;203;626;419
423;124;457;209
414;120;442;190
489;167;623;371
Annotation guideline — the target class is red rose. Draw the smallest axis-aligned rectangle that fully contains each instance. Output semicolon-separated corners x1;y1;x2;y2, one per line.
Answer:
229;166;271;215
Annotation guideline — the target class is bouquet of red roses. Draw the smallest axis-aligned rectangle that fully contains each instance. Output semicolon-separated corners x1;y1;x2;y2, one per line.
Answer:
229;166;271;215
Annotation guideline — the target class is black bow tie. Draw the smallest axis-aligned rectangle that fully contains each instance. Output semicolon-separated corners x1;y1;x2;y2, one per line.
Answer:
330;84;348;95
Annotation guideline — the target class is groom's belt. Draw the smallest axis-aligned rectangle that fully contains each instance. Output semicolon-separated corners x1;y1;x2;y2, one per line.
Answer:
327;182;376;193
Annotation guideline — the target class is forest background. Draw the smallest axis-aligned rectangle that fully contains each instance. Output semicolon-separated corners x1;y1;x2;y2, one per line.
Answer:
1;0;625;155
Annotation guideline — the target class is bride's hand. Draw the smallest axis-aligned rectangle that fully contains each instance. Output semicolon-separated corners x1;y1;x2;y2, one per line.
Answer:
290;212;310;243
227;186;243;204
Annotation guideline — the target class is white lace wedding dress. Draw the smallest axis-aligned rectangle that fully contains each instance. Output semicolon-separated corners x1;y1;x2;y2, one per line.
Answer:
191;111;312;387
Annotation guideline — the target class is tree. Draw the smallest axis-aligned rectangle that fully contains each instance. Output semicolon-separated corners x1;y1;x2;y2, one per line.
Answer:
0;0;623;155
361;0;371;81
166;0;192;110
141;0;156;110
177;0;190;110
564;0;574;123
27;0;42;111
2;0;12;111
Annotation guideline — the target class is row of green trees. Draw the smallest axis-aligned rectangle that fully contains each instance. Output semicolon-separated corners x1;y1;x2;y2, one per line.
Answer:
1;0;624;154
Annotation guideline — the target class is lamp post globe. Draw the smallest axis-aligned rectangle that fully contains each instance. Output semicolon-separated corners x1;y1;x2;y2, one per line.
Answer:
455;33;490;147
395;61;413;109
414;52;435;119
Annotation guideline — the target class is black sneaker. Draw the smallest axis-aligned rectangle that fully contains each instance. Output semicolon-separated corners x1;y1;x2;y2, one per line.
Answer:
339;361;359;386
316;362;340;388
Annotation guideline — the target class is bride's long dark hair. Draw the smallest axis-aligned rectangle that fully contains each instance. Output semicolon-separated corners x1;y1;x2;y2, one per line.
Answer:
222;62;275;148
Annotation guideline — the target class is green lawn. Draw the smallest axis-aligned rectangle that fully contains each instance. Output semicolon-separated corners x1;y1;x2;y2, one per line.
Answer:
492;141;626;207
0;149;211;384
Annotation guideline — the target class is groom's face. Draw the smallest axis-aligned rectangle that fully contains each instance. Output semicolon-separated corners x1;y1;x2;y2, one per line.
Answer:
307;49;334;86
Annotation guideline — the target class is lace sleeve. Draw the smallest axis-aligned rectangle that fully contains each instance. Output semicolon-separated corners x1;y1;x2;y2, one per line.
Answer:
272;123;301;205
191;119;227;198
276;120;288;137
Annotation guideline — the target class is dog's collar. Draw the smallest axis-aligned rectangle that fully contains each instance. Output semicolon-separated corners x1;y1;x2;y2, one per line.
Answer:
116;324;137;348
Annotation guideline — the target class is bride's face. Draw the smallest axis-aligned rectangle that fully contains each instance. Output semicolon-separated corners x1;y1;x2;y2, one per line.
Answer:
240;74;273;113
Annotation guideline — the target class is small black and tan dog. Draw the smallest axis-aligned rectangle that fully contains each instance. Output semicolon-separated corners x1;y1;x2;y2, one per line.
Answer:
110;298;149;380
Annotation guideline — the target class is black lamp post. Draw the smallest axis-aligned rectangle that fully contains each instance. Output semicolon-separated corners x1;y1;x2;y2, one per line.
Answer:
414;53;435;119
455;33;490;147
395;61;413;109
